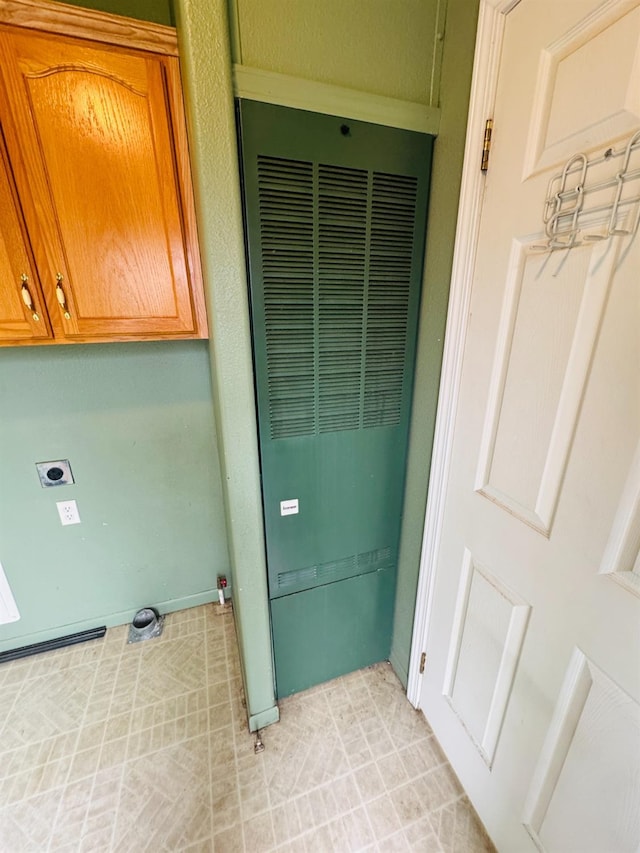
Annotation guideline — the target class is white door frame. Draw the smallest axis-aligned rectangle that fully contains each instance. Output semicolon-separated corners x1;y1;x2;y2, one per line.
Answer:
407;0;521;706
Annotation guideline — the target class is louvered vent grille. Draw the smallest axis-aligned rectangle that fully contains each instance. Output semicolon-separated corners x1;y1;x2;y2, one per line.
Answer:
257;156;418;440
276;546;393;593
259;156;314;439
318;164;367;433
364;173;417;428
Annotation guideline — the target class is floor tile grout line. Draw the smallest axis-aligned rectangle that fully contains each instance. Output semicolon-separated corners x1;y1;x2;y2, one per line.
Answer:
335;664;449;844
268;791;383;848
222;610;252;851
328;668;394;845
203;606;217;845
267;686;374;848
1;606;492;853
77;629;128;848
0;655;36;750
207;604;244;850
45;626;109;853
361;666;419;833
95;629;142;851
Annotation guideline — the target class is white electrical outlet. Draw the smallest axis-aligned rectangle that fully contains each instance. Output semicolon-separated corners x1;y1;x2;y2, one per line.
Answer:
56;500;81;526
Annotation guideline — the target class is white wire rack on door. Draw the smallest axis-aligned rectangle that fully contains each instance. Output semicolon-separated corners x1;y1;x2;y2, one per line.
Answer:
534;129;640;252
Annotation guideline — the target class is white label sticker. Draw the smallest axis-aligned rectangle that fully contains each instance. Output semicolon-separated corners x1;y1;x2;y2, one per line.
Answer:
280;499;299;516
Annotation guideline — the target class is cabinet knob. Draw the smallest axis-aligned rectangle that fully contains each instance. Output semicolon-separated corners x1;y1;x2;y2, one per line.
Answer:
20;274;40;321
55;273;71;319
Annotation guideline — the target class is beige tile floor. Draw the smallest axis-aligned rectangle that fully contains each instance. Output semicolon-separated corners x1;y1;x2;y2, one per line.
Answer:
0;604;494;852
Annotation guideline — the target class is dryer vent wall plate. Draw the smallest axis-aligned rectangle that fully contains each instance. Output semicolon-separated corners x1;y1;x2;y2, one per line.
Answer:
36;460;74;487
127;607;164;644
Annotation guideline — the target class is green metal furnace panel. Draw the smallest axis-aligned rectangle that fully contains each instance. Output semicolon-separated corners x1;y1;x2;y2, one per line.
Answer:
271;568;396;697
263;427;404;597
238;101;433;696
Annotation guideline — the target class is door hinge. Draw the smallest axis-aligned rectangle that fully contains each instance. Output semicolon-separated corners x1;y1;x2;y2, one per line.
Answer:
419;651;426;674
481;118;493;172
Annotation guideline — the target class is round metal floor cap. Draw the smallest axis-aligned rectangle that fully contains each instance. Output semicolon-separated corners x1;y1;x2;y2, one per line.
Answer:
128;607;164;643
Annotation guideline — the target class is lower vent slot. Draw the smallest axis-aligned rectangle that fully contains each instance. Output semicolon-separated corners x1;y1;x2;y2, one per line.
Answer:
275;546;394;593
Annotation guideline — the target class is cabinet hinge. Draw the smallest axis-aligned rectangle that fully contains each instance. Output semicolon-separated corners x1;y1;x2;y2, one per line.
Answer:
419;652;427;674
481;118;493;173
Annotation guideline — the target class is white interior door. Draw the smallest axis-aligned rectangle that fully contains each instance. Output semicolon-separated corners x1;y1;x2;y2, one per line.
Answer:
417;1;640;850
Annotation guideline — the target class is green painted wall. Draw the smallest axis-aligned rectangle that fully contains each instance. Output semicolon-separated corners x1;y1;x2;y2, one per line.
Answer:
229;0;444;106
0;341;229;653
390;0;480;684
173;0;279;731
61;0;173;25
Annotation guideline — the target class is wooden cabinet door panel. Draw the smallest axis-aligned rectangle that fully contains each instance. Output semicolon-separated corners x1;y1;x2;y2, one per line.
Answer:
0;29;203;342
0;127;51;343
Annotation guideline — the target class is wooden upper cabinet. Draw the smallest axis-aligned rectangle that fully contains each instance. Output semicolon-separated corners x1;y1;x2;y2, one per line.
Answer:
0;22;207;345
0;127;52;343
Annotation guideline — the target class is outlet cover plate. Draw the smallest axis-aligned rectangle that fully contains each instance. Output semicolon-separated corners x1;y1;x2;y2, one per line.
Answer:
57;500;81;525
36;460;74;488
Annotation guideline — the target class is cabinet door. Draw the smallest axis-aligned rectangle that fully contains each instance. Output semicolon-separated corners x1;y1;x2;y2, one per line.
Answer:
0;126;52;344
0;29;206;343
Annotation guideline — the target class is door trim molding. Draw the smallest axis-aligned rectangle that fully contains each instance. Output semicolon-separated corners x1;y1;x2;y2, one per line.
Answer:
407;0;516;706
233;64;441;135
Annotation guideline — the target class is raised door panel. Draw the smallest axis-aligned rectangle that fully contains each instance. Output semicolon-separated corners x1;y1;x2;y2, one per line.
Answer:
599;440;640;597
0;28;205;342
0;128;51;343
443;550;530;767
524;650;640;852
